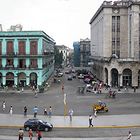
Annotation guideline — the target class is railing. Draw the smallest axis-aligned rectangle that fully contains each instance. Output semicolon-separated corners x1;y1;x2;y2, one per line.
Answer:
0;53;54;58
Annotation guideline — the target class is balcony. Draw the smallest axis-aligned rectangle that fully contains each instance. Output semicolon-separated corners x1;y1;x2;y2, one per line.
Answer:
0;52;54;58
0;65;42;70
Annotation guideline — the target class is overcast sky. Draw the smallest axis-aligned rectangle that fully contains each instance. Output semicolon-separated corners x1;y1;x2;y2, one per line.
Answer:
0;0;109;48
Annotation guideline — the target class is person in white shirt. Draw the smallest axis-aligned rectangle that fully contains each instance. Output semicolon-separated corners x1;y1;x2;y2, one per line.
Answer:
69;109;74;121
127;131;132;140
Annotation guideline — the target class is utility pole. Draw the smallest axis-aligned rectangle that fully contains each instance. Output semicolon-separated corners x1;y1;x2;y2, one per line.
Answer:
62;84;67;116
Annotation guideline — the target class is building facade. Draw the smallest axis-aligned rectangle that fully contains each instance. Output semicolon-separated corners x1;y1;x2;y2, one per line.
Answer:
73;42;80;67
0;31;55;87
55;45;70;67
80;38;91;67
90;0;140;88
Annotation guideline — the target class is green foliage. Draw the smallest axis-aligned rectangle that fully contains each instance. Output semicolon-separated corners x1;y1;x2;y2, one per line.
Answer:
54;47;63;67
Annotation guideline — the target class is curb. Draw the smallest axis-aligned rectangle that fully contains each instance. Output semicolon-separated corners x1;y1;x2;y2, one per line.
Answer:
0;125;140;129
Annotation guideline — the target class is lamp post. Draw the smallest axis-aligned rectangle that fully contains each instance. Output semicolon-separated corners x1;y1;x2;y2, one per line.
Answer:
62;83;67;116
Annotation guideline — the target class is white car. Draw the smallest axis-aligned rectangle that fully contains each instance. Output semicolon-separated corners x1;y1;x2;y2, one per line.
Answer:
58;72;63;77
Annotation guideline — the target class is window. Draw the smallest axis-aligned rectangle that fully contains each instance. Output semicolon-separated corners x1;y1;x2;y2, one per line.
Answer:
30;59;37;68
112;16;120;57
30;40;38;55
18;41;26;55
7;41;14;55
6;59;13;67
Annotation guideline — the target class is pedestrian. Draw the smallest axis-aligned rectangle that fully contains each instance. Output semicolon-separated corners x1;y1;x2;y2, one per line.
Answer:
34;90;38;98
44;107;47;116
48;106;52;117
89;115;93;127
68;109;74;121
36;130;42;140
28;129;33;140
21;86;24;92
127;131;132;140
9;105;13;115
94;108;97;117
18;128;24;140
24;106;27;117
134;87;136;93
33;106;38;118
2;101;6;111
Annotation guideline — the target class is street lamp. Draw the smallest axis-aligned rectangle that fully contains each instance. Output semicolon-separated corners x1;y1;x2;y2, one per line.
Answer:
62;83;67;116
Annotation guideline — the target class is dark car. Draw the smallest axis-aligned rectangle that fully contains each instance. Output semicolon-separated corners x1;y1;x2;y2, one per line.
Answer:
24;119;53;132
67;75;72;80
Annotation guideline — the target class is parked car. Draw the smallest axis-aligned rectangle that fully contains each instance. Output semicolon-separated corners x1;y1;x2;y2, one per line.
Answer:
72;73;76;78
57;72;63;77
65;70;71;74
67;75;72;80
77;74;84;79
24;119;53;132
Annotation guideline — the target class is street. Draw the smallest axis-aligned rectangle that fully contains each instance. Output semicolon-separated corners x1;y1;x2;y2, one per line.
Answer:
0;74;140;116
0;127;140;138
0;73;140;139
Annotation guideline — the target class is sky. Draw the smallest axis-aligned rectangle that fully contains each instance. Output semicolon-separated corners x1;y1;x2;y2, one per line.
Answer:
0;0;108;48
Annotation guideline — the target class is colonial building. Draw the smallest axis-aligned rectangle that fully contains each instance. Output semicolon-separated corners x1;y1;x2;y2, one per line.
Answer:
73;38;90;67
90;0;140;88
55;45;70;67
0;31;55;87
80;38;90;67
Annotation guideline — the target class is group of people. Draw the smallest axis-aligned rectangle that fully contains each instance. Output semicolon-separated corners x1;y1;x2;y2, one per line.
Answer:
18;128;42;140
2;101;52;118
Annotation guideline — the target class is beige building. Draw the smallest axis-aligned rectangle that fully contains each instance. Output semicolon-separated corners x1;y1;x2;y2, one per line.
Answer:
55;45;70;66
90;0;140;88
80;38;91;67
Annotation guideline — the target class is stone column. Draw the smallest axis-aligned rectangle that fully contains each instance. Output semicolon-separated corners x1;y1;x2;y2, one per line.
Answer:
26;76;30;86
3;76;6;86
108;69;111;87
14;76;17;86
132;70;138;87
120;74;123;87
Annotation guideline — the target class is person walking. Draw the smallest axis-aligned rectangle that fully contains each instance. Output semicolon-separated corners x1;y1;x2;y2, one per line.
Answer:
48;106;52;117
69;109;74;121
2;101;6;111
94;108;97;117
36;130;42;140
9;105;13;115
28;129;33;140
18;128;24;140
33;106;38;118
24;106;27;117
89;115;93;127
44;107;47;116
127;131;132;140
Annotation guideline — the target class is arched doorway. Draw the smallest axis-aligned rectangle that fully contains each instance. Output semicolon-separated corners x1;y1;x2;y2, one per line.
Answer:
18;73;26;87
6;72;14;87
0;73;2;86
122;69;132;86
105;68;108;84
111;68;118;87
30;73;37;87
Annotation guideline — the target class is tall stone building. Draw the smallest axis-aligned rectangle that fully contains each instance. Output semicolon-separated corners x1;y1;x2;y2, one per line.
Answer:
80;38;90;67
90;0;140;88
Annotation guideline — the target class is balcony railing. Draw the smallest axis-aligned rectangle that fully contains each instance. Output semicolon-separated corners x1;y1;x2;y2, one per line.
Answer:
0;52;54;58
0;65;42;70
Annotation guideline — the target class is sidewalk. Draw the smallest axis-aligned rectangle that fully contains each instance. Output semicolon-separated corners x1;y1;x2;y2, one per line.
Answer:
0;135;140;140
0;113;140;128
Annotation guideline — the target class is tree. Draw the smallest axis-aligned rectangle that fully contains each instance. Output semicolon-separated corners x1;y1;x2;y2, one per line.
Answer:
54;47;63;67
